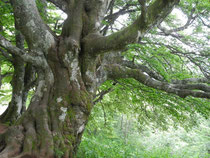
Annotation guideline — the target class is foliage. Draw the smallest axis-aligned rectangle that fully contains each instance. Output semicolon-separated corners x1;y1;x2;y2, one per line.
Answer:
0;0;209;156
77;103;210;158
96;79;209;130
96;0;210;130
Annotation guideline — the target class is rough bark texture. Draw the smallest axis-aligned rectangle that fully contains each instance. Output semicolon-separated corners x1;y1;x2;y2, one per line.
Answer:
0;0;209;157
0;31;25;124
0;67;2;89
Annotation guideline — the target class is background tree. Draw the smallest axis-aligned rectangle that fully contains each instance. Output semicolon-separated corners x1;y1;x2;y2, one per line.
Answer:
0;0;209;157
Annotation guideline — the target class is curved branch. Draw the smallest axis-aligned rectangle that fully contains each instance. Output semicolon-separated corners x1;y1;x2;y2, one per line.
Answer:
0;35;47;67
105;64;210;99
101;9;136;35
158;8;196;34
118;59;164;81
84;0;179;55
47;0;68;13
198;16;210;28
103;4;137;22
171;78;210;84
93;87;114;105
10;0;55;53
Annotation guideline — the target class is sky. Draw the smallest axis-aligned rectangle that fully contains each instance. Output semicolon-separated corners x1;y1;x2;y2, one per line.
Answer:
0;84;11;115
0;106;7;115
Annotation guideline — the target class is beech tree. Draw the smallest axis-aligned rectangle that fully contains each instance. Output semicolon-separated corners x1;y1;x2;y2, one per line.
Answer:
0;0;209;157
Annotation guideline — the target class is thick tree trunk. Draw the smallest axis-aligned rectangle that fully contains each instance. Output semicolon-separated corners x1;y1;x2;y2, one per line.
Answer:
0;0;99;156
0;38;94;158
0;0;192;157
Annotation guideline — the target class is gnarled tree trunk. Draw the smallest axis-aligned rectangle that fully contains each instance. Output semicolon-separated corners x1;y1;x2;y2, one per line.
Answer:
0;38;95;157
1;0;209;157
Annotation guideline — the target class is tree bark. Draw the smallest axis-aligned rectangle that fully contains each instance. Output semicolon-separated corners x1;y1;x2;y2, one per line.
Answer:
0;31;25;124
0;42;93;157
0;0;209;157
0;67;2;89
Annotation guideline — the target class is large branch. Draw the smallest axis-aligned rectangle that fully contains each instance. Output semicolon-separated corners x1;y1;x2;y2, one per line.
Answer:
117;59;164;81
0;35;47;67
105;64;210;99
104;52;165;81
171;78;210;84
84;0;179;55
10;0;55;53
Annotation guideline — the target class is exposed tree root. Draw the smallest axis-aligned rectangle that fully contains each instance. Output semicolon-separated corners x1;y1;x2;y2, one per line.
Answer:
0;103;82;158
0;125;24;158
